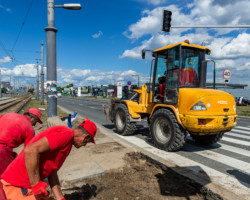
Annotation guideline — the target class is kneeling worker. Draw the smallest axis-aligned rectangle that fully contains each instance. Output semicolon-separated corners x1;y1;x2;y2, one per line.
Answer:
1;118;97;200
0;108;43;200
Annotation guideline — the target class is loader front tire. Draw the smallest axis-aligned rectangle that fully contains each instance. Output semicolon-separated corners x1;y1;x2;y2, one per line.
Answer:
150;109;186;152
191;133;224;145
114;104;136;136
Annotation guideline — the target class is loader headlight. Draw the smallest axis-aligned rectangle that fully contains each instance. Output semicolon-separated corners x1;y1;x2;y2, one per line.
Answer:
191;101;207;111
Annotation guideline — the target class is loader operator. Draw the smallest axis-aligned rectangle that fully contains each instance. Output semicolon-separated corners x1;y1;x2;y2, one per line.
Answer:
0;108;43;200
1;118;97;200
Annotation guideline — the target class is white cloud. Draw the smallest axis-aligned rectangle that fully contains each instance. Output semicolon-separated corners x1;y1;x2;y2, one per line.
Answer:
0;56;13;63
147;0;166;5
57;68;149;87
92;31;103;39
135;0;167;6
0;5;11;13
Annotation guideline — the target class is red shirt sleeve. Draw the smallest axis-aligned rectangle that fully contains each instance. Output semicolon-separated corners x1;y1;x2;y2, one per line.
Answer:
45;127;73;151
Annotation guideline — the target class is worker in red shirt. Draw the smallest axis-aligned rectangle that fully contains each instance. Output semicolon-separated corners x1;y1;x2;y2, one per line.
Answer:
158;76;166;101
1;118;97;200
0;108;43;200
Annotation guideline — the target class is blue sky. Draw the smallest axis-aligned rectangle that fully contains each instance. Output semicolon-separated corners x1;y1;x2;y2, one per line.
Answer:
1;0;250;88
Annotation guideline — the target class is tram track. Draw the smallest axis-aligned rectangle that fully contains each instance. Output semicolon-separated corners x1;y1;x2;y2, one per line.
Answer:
0;95;33;115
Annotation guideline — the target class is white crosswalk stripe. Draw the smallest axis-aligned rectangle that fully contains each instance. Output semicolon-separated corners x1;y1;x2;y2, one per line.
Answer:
230;128;250;135
225;132;250;139
234;126;250;131
183;143;250;174
222;136;250;146
218;143;250;157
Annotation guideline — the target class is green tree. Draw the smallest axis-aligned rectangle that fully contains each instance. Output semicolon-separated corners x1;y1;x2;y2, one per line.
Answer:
57;86;63;92
28;88;34;94
1;87;7;93
64;83;74;88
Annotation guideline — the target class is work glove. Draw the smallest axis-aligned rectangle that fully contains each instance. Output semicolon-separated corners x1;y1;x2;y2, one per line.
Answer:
31;181;49;197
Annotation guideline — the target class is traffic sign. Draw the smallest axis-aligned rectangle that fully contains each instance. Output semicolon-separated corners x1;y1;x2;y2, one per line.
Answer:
127;81;131;86
223;69;231;79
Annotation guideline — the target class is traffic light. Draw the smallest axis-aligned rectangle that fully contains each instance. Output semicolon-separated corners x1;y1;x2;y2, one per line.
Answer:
142;50;146;59
162;10;172;32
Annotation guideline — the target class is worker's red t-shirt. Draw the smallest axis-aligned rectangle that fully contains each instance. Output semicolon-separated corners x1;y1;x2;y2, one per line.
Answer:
0;113;35;148
159;84;165;101
1;126;74;188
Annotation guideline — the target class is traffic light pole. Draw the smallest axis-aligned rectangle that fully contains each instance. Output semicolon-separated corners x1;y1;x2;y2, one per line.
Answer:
171;25;250;28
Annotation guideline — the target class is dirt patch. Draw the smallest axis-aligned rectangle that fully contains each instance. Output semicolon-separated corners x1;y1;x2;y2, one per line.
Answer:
86;142;125;154
63;152;222;200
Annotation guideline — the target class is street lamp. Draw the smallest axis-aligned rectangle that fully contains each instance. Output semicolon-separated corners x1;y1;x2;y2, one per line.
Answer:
132;74;140;88
54;4;81;10
45;0;82;118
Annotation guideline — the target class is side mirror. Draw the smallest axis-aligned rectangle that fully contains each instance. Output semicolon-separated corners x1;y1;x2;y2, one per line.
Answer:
142;50;146;59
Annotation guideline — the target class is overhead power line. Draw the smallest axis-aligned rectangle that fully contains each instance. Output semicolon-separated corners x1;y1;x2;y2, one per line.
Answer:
0;40;12;58
11;0;35;52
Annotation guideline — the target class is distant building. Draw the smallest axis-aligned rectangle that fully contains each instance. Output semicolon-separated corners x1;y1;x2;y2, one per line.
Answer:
26;85;34;90
1;82;11;90
39;81;47;93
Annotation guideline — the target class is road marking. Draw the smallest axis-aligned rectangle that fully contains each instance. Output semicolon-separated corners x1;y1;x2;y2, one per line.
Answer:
230;129;250;135
79;104;83;106
184;143;250;174
236;126;250;131
222;137;250;146
218;143;250;157
89;106;98;110
225;132;250;140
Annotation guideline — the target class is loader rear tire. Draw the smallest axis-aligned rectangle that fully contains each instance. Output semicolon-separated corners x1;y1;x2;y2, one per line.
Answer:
150;109;186;152
114;104;136;136
191;133;224;145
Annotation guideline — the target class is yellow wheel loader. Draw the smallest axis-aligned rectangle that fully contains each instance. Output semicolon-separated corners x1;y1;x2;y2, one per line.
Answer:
103;40;237;151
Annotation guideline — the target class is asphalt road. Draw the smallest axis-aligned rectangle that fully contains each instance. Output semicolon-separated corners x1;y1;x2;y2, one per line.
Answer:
58;96;250;199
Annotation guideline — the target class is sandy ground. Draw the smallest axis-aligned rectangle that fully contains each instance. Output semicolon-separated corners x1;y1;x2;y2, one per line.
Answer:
62;153;220;200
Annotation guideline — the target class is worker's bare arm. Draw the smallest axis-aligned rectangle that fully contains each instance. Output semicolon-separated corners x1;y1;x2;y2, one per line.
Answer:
24;137;50;186
48;171;64;199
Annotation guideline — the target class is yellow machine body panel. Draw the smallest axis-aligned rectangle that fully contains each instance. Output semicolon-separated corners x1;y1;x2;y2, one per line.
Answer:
153;42;211;53
123;85;237;134
178;88;237;134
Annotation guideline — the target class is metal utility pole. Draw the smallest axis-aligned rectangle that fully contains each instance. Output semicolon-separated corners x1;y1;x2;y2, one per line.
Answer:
0;69;2;98
132;75;140;88
36;59;39;100
45;0;81;118
45;0;58;117
41;40;45;105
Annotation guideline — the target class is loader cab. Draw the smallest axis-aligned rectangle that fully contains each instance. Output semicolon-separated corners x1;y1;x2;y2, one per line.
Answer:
152;40;211;104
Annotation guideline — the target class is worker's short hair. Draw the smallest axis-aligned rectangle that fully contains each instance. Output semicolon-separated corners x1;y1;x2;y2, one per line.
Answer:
158;76;166;84
24;112;39;121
